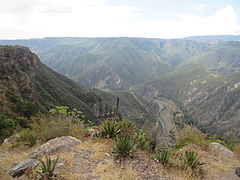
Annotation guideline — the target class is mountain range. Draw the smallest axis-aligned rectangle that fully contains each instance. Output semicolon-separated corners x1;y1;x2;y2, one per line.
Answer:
0;46;157;140
1;37;240;138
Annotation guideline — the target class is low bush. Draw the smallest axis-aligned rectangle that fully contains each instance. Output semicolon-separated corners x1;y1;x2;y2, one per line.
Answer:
100;120;120;139
181;151;205;176
154;149;172;166
118;120;136;137
17;129;38;147
113;136;135;158
174;126;208;149
133;130;149;150
0;113;15;140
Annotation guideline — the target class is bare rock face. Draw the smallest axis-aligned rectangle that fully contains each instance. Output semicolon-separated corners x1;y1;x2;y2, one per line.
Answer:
9;159;37;177
28;136;82;158
210;142;235;159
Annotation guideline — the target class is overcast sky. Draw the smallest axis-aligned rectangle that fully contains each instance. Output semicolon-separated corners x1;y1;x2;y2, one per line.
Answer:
0;0;240;39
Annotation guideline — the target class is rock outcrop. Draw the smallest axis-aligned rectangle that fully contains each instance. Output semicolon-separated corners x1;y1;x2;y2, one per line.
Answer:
28;136;82;158
210;142;235;159
9;159;37;177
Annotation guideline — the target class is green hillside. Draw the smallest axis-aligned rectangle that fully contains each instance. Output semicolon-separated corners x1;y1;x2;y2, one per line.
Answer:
182;41;240;73
0;46;157;140
0;37;215;90
138;65;240;137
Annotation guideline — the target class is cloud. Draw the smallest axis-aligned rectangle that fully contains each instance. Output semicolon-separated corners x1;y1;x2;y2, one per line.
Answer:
0;1;239;39
194;4;206;10
41;7;72;14
133;5;239;38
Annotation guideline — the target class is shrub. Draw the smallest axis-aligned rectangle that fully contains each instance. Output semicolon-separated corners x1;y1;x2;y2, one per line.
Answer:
36;156;59;179
16;116;30;128
181;151;204;172
133;130;149;150
154;149;172;166
31;116;70;141
118;120;136;137
100;120;120;139
174;126;208;149
0;113;15;140
113;136;135;158
49;106;87;124
26;135;38;147
17;129;38;147
6;93;38;117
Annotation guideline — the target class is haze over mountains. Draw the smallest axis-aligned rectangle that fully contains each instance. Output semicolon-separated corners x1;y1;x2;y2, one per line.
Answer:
0;46;157;132
184;35;240;41
1;36;240;138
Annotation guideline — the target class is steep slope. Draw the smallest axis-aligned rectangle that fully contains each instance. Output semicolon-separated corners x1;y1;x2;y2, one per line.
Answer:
0;46;107;119
138;65;240;137
0;46;157;127
0;37;215;90
182;41;240;74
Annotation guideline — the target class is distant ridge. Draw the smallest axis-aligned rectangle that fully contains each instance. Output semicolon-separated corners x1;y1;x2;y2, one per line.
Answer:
183;35;240;41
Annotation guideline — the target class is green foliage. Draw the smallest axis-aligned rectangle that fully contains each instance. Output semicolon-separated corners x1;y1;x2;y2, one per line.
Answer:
100;120;120;139
0;113;15;140
155;150;172;166
17;129;38;147
16;116;29;128
118;120;136;137
133;130;149;150
224;136;236;151
208;134;235;150
113;136;135;158
30;116;70;141
26;135;38;147
173;126;209;150
181;151;204;171
49;106;89;125
36;156;59;179
7;93;38;117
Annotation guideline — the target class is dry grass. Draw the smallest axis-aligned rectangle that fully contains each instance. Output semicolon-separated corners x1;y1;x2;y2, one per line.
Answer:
175;144;240;179
94;161;139;180
0;145;32;180
234;144;240;157
1;131;239;180
176;126;209;149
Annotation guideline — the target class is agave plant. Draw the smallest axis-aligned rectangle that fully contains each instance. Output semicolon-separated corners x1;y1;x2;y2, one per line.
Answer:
181;151;204;171
26;135;37;147
113;136;135;158
36;156;59;179
100;120;120;138
154;150;172;166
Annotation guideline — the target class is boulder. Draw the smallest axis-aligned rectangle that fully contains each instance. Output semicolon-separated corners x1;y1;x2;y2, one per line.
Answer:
9;159;37;177
85;128;100;137
2;134;20;146
235;167;240;177
28;136;82;158
210;142;235;158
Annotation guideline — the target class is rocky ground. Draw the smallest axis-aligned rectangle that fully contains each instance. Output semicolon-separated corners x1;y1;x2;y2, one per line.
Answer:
0;136;239;180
